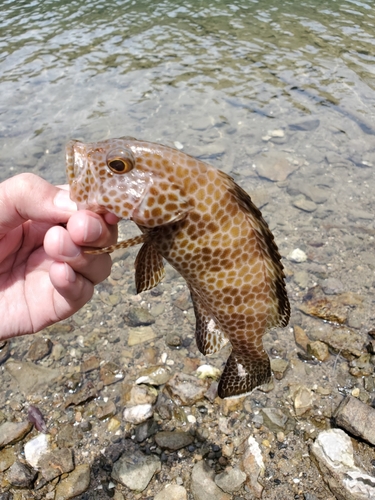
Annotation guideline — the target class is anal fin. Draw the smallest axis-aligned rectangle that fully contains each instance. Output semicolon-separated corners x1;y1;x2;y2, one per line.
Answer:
135;242;165;293
189;287;228;355
84;234;146;254
218;351;271;399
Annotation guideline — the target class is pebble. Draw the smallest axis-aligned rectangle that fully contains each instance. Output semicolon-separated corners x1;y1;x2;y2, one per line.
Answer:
255;152;298;182
292;195;317;212
99;361;124;385
135;365;171;386
123;404;154;424
196;364;221;380
321;278;344;295
111;450;161;491
128;326;157;346
307;341;330;361
126;306;156;326
241;436;265;499
166;373;208;405
97;400;116;420
39;448;74;481
294;270;309;288
155;430;194;451
5;361;60;394
311;429;375;500
261;408;289;433
135;419;160;442
0;420;32;448
299;296;347;324
81;355;100;373
54;463;91;500
287;248;307;263
7;460;37;488
334;396;375;446
0;448;16;472
308;324;365;359
24;433;50;468
214;466;246;493
270;358;289;379
27;338;53;361
154;484;187;500
289;119;320;131
293;385;313;416
293;325;310;351
128;384;158;406
191;460;231;500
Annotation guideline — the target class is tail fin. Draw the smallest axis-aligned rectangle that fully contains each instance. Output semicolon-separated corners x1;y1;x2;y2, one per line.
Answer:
218;352;271;399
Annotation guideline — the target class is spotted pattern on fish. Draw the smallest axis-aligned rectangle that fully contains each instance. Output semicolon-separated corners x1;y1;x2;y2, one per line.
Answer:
66;137;290;398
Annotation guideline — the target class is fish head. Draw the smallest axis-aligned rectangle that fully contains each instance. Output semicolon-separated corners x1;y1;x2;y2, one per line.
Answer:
66;137;192;226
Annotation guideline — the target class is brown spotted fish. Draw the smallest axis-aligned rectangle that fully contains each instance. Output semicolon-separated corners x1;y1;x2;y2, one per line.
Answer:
66;137;290;398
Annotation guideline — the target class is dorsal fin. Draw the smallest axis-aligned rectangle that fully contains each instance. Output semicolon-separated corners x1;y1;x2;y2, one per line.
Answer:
218;171;290;329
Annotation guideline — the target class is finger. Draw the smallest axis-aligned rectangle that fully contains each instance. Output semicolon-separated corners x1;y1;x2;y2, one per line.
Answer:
66;210;118;248
44;225;113;284
49;261;94;310
0;174;77;236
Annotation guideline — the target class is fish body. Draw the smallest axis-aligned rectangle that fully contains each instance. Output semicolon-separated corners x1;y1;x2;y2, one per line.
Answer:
66;137;290;398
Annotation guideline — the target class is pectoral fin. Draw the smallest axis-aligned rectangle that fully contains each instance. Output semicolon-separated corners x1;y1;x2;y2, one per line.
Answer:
189;287;228;355
135;242;165;293
218;351;271;399
84;234;147;254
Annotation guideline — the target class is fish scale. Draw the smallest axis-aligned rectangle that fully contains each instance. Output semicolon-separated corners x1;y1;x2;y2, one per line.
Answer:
66;137;290;398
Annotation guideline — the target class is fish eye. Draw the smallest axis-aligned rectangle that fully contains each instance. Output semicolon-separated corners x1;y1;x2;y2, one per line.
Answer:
106;148;135;174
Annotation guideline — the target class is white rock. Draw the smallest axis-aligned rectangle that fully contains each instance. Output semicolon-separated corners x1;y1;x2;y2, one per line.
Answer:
123;404;153;424
287;248;307;263
24;433;50;468
268;129;285;138
174;141;184;150
196;364;221;380
154;484;187;500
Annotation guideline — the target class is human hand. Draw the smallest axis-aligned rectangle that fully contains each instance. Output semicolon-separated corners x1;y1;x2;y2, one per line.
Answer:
0;173;118;340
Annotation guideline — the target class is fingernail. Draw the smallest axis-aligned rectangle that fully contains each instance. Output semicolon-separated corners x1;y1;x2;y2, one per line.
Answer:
54;190;77;212
83;216;102;243
64;263;77;283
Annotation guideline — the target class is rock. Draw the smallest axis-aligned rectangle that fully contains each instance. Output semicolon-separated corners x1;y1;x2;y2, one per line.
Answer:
287;248;307;263
308;341;330;361
294;270;309;288
27;337;53;361
0;421;32;448
126;307;155;326
299;295;348;324
334;396;375;446
111;450;161;491
321;278;344;295
54;463;91;500
135;366;171;386
97;400;116;420
7;461;37;488
214;466;246;493
294;325;310;351
255;152;299;182
289;119;320;131
261;408;290;433
24;433;50;468
155;431;194;451
241;436;265;499
308;324;365;359
123;404;154;424
39;448;74;481
292;196;317;212
56;424;83;448
166;332;181;347
166;373;208;405
0;448;16;472
196;364;221;380
81;355;100;373
349;354;373;377
128;384;158;406
5;361;60;394
154;484;187;500
135;419;160;443
100;361;124;385
293;386;313;416
191;460;231;500
128;326;157;346
311;429;375;500
65;381;99;407
271;358;289;379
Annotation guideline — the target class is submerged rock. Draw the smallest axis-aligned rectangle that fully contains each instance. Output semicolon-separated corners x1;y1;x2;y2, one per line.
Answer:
154;484;187;500
155;430;193;451
0;421;32;448
166;373;208;405
214;466;246;493
7;461;37;488
335;396;375;446
241;436;265;499
191;460;231;500
54;463;91;500
111;450;161;491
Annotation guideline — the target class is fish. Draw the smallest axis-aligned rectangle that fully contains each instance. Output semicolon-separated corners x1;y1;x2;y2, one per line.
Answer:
66;137;290;398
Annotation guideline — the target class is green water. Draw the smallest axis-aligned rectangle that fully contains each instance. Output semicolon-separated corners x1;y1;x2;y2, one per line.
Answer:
1;0;374;183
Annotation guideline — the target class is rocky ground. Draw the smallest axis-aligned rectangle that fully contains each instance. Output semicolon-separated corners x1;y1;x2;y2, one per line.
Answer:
1;131;375;500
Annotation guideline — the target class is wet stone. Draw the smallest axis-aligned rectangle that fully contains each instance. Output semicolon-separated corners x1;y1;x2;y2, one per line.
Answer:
293;385;314;416
335;396;375;446
294;270;309;288
308;341;330;361
289;119;320;131
54;463;91;500
136;365;171;386
299;296;347;324
100;361;124;385
56;424;83;448
214;466;246;493
0;448;16;472
81;355;100;373
321;278;344;295
309;324;365;359
166;373;208;405
154;484;188;500
111;450;161;491
0;421;32;448
24;433;50;468
65;381;99;407
287;248;307;263
7;461;37;488
155;430;194;451
97;400;116;420
128;326;157;346
135;419;160;442
271;358;289;380
292;195;317;212
191;460;231;500
241;436;265;499
123;404;154;425
261;408;290;433
255;151;298;182
126;306;155;326
27;337;53;361
294;325;310;351
5;361;60;395
349;353;373;377
39;448;74;481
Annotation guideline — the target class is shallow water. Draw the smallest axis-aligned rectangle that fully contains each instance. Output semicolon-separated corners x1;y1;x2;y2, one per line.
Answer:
1;1;375;498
